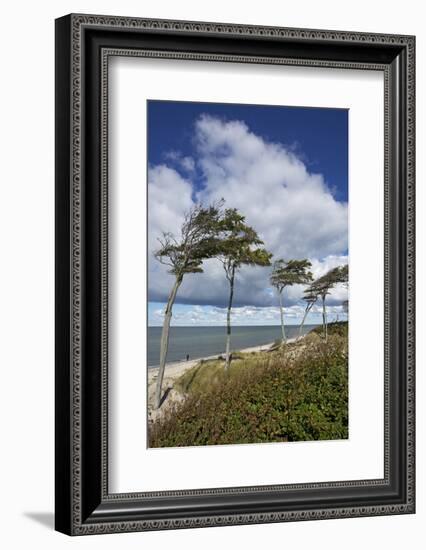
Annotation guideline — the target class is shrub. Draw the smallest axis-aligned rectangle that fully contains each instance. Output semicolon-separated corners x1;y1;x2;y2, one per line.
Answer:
312;321;348;338
149;332;348;448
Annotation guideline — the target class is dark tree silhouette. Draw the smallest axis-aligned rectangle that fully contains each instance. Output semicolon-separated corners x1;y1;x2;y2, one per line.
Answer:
270;259;313;343
153;203;223;408
298;287;318;340
217;208;272;370
308;264;349;342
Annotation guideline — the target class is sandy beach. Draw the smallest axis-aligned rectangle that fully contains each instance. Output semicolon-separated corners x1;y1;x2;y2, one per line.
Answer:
147;338;298;421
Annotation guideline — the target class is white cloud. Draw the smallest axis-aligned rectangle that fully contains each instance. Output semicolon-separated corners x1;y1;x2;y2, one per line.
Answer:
195;115;347;260
149;303;347;327
148;115;348;311
164;150;195;173
181;156;195;172
148;164;193;294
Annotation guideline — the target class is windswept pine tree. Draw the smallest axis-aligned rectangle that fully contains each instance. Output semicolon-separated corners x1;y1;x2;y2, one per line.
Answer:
270;259;313;344
340;264;349;317
337;264;349;287
153;202;224;409
308;278;330;340
217;208;272;370
298;287;318;340
309;264;349;342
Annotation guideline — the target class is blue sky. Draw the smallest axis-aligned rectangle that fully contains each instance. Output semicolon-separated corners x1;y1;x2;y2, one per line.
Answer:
147;100;348;326
148;100;348;202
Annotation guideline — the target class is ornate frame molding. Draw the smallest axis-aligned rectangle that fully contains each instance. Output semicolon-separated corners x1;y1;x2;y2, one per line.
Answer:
55;14;415;535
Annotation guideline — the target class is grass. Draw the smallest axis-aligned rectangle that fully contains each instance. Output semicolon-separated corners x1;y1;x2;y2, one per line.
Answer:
149;323;348;448
175;351;260;395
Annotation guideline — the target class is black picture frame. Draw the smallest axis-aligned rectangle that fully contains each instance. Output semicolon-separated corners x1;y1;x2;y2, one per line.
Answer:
55;13;415;535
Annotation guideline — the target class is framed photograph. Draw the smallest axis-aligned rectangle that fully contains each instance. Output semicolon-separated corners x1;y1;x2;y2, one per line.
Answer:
55;14;415;535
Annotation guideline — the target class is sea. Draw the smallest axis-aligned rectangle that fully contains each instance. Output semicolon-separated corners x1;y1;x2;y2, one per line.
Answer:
147;324;318;367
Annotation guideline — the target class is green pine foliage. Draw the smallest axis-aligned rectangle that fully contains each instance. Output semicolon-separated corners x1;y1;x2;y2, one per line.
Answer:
149;323;348;447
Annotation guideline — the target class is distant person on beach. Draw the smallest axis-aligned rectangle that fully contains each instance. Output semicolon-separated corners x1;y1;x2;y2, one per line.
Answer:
186;354;189;361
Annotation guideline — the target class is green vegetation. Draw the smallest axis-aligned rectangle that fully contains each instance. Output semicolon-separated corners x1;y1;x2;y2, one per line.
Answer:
312;321;348;338
270;259;313;343
153;196;349;408
306;265;349;341
153;202;225;409
148;323;348;448
217;208;272;370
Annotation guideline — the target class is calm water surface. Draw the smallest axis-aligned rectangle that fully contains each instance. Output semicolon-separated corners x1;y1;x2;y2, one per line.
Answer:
147;324;318;367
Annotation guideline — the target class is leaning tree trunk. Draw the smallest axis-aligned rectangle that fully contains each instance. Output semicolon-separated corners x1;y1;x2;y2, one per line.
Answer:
154;276;182;409
321;295;328;342
298;303;313;341
225;267;235;371
278;290;287;343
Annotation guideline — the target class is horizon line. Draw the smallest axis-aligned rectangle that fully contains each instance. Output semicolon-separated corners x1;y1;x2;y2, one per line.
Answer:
147;322;325;328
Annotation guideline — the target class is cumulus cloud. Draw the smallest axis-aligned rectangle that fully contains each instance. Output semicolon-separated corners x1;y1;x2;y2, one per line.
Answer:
148;115;348;311
195;115;347;259
164;150;196;173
